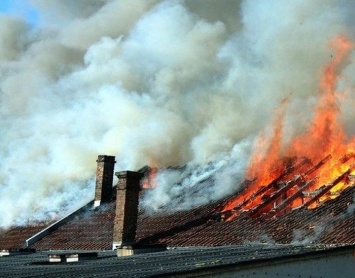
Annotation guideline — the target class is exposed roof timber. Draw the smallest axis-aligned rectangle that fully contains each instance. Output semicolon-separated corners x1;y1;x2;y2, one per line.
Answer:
219;157;312;217
269;178;318;217
303;154;331;176
303;166;355;208
248;176;305;218
217;153;355;220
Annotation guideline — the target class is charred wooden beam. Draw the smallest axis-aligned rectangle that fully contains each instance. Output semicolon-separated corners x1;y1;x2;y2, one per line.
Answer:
233;157;311;212
338;152;355;164
247;175;305;218
303;154;331;176
268;178;318;217
238;157;310;217
303;167;354;208
264;155;331;217
217;157;312;217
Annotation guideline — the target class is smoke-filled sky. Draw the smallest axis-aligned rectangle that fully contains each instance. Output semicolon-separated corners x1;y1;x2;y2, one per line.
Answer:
0;0;354;228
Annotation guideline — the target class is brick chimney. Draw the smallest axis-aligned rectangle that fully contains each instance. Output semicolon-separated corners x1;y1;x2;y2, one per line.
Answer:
113;171;144;249
94;155;116;207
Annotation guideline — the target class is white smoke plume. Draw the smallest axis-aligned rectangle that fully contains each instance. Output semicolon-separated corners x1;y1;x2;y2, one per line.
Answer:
0;0;354;227
291;225;326;246
141;139;251;212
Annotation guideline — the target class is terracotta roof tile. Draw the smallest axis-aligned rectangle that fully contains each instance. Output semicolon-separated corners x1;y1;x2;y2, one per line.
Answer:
0;223;49;250
31;201;115;250
1;177;355;251
134;185;355;247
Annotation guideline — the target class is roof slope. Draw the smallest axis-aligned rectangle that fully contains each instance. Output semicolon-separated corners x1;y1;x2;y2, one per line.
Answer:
0;223;49;250
1;182;355;251
31;202;115;250
0;223;47;250
137;185;355;246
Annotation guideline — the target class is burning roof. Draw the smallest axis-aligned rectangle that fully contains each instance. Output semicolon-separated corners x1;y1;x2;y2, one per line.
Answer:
213;37;355;221
3;176;352;251
217;153;355;221
1;37;355;252
136;184;355;247
1;1;355;239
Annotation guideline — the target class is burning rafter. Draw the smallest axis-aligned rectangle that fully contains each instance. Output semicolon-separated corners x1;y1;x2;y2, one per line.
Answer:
247;176;305;218
216;37;354;221
303;166;355;208
249;155;333;217
218;154;355;221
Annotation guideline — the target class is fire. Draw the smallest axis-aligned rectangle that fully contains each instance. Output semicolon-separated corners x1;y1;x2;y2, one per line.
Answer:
141;167;158;189
220;37;354;220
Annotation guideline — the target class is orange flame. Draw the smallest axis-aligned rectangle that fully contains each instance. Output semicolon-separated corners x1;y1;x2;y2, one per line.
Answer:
141;167;158;189
246;97;290;185
220;36;354;220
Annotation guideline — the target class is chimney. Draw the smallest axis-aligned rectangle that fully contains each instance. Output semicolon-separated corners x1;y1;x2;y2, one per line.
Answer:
94;155;116;207
113;171;144;249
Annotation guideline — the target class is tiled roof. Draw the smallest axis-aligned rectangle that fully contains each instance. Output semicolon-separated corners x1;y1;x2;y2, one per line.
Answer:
0;223;49;250
136;185;355;246
1;179;355;251
31;201;115;250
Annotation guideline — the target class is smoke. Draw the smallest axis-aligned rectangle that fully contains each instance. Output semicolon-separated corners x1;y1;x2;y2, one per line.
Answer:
291;225;326;246
141;139;251;212
346;193;355;214
0;0;354;227
291;192;355;246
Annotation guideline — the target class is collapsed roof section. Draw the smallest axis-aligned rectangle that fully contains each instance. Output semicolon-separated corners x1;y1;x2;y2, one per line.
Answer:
217;154;355;221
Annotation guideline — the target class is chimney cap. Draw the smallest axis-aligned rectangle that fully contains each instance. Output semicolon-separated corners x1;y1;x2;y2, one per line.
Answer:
115;171;144;179
96;155;116;163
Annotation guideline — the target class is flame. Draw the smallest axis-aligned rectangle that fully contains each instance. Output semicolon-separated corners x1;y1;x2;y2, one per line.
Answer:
220;37;354;220
247;97;290;185
141;167;158;189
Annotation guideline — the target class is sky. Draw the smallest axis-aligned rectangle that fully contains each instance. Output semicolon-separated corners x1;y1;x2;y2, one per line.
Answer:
0;0;12;12
0;0;39;24
0;0;354;228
